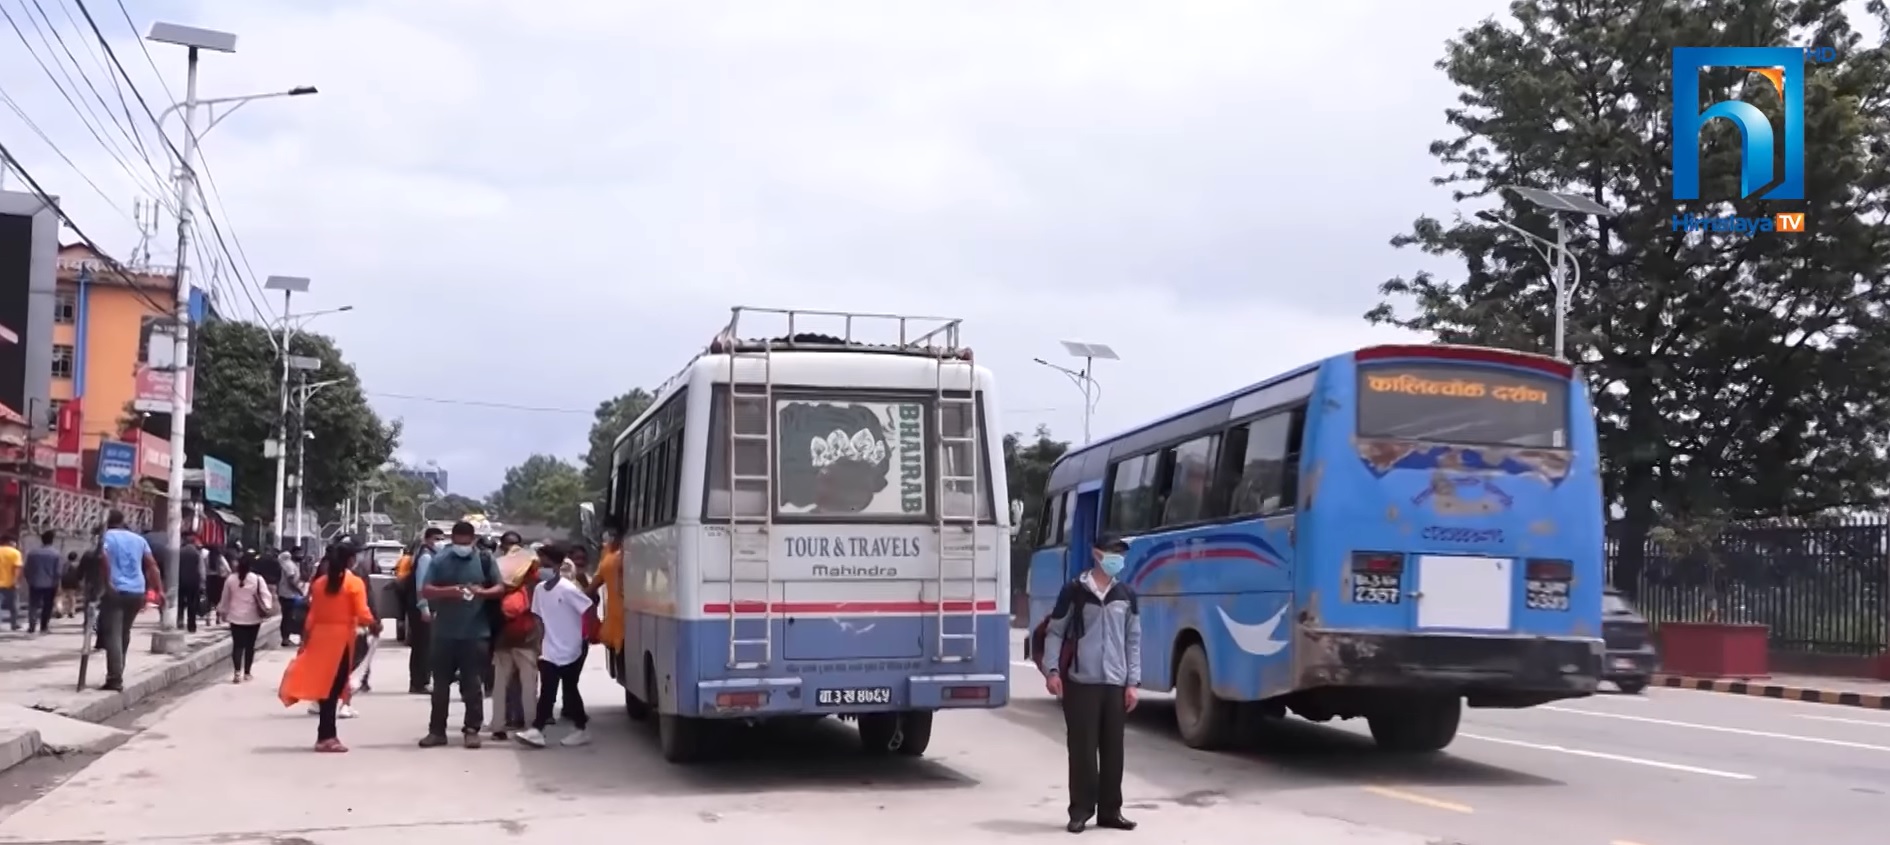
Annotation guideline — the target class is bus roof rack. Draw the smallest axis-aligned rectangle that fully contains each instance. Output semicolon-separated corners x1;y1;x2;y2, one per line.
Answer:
707;307;970;358
650;307;975;400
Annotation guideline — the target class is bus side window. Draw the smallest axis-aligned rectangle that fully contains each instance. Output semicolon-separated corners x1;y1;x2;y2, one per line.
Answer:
1107;453;1160;533
1228;410;1297;517
1035;493;1062;548
1158;434;1220;527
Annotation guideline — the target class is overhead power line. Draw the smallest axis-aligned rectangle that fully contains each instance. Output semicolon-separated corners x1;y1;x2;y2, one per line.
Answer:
366;393;595;415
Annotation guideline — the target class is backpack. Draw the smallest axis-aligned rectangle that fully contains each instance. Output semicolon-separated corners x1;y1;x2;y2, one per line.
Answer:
1028;580;1089;676
497;586;538;646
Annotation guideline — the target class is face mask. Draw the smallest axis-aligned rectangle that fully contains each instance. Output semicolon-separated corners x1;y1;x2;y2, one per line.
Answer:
453;541;473;552
540;566;559;584
1098;553;1125;577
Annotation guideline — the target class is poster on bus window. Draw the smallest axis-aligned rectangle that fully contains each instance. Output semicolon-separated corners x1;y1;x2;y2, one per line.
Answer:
776;399;926;516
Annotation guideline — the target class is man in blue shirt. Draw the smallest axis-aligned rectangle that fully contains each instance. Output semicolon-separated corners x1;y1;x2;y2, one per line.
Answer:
97;510;162;691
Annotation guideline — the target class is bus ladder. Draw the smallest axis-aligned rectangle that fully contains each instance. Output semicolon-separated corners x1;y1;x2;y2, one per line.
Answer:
725;342;776;670
934;353;982;663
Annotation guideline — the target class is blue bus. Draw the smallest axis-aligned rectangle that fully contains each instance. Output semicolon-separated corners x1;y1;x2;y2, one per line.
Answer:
1024;343;1604;752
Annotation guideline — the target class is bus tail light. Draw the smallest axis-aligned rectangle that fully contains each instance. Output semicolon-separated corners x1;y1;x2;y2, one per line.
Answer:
1351;552;1405;574
715;691;766;710
945;685;990;702
1525;559;1574;582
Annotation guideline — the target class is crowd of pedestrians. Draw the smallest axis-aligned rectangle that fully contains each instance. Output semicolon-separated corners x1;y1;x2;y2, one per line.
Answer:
270;521;602;753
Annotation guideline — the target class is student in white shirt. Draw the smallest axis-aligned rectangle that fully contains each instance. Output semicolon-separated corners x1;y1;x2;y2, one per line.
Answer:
522;543;594;748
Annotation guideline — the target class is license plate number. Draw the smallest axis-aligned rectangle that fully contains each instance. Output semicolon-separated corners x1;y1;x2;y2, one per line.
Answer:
1352;572;1402;604
1525;579;1570;611
816;687;892;706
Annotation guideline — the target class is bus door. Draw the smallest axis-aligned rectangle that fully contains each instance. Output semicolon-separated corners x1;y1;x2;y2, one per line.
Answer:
1064;486;1102;580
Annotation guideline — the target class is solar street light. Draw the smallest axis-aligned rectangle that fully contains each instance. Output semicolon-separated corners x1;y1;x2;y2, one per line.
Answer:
1034;340;1118;444
1477;187;1615;360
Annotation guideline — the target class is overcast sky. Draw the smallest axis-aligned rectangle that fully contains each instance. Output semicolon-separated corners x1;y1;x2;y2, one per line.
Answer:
1;0;1519;497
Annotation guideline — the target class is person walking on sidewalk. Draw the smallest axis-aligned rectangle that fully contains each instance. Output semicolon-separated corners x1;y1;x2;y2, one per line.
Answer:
1041;534;1143;834
97;510;162;692
175;530;204;634
278;541;376;753
524;544;594;748
416;522;502;749
0;534;21;631
218;552;274;682
276;550;305;647
24;531;61;633
402;527;443;695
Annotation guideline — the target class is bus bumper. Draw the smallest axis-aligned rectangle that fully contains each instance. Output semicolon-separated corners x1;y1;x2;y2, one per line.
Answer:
1298;629;1603;704
694;673;1009;718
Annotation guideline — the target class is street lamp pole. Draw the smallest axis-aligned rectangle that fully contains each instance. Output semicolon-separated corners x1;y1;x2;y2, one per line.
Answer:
291;377;343;550
1033;340;1119;444
1475;186;1615;361
144;23;237;654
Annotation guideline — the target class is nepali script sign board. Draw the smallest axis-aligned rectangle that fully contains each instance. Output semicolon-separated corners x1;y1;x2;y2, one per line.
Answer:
96;440;135;488
203;455;233;505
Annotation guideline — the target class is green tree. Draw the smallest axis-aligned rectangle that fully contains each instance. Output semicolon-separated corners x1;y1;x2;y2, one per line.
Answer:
191;321;399;522
1365;0;1890;591
581;388;654;503
487;454;586;530
1005;425;1071;544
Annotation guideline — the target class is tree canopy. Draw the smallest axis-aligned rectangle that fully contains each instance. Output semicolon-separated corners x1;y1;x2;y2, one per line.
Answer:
191;320;398;521
1005;425;1071;543
581;388;654;502
1368;0;1890;579
486;453;586;531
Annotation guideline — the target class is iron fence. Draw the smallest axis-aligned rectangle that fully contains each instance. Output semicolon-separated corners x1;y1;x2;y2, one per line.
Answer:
1607;517;1890;657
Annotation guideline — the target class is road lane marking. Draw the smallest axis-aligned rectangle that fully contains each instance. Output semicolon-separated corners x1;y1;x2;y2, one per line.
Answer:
1459;732;1756;780
1360;786;1473;813
1797;714;1890;728
1612;840;1659;845
1540;705;1890;753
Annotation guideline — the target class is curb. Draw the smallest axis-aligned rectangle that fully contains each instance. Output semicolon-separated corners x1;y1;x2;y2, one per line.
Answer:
46;617;284;724
0;729;43;772
1653;673;1890;709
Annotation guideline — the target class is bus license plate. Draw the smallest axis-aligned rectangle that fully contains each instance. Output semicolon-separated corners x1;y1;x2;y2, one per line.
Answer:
1525;579;1571;611
816;687;892;706
1352;572;1402;604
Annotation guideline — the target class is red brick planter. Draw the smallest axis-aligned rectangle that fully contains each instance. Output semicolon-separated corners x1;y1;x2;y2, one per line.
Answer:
1658;622;1769;678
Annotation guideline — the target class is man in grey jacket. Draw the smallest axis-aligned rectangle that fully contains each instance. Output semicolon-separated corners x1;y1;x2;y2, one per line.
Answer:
1042;534;1142;834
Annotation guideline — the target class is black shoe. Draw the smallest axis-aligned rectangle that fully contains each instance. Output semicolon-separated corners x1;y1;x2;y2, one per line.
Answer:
1096;816;1137;831
100;680;123;692
1066;819;1087;834
409;686;430;695
417;734;448;748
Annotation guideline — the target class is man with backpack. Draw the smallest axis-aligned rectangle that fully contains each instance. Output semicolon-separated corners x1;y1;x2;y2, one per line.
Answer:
1039;534;1143;834
415;521;503;748
401;528;444;694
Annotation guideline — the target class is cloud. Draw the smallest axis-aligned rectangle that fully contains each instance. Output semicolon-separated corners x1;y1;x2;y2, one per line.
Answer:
1;0;1501;497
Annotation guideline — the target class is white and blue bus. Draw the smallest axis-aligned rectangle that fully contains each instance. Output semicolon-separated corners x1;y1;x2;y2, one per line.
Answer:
601;307;1012;763
1025;343;1604;752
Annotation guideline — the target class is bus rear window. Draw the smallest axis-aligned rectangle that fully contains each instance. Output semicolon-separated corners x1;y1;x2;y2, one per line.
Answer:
1357;363;1569;448
707;392;993;520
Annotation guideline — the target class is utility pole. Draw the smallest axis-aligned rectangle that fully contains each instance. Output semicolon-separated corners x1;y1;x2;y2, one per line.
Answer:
292;370;308;552
151;44;203;654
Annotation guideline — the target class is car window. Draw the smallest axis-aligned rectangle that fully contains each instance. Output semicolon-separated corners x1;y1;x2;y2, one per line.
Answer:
1603;593;1633;614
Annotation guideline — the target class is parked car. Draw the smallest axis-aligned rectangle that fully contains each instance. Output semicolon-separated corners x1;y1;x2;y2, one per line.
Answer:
1603;587;1655;694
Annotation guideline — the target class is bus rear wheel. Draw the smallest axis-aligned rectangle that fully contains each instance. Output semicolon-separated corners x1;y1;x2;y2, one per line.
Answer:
649;663;702;763
1366;694;1461;753
1174;643;1236;749
858;711;934;757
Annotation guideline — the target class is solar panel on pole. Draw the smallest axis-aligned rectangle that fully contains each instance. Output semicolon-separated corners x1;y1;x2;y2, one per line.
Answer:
1505;186;1615;218
1060;340;1119;361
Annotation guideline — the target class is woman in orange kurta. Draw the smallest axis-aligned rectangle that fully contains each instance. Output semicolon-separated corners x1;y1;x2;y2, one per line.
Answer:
588;528;625;657
278;542;375;753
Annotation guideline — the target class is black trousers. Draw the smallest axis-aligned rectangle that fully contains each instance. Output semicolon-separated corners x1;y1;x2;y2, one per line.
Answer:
27;586;55;632
229;623;261;674
406;610;432;691
175;583;202;633
1061;679;1128;823
534;658;588;730
428;637;488;736
317;652;350;742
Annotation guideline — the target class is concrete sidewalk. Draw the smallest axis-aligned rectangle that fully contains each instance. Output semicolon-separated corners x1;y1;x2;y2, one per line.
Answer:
0;609;282;772
1652;671;1890;709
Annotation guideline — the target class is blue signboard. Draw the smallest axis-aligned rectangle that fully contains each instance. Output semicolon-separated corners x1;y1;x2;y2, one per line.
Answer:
203;455;233;505
96;441;135;489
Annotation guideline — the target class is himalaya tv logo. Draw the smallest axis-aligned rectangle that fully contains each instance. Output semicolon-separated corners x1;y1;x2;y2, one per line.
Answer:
1670;46;1831;235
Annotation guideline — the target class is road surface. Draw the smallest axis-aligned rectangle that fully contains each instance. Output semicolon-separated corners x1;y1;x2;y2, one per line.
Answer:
0;641;1882;845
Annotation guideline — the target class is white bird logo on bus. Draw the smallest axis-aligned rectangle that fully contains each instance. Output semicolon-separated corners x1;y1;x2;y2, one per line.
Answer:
1218;605;1288;657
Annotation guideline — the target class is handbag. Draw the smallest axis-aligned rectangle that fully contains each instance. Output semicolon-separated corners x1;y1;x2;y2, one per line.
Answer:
255;577;280;619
